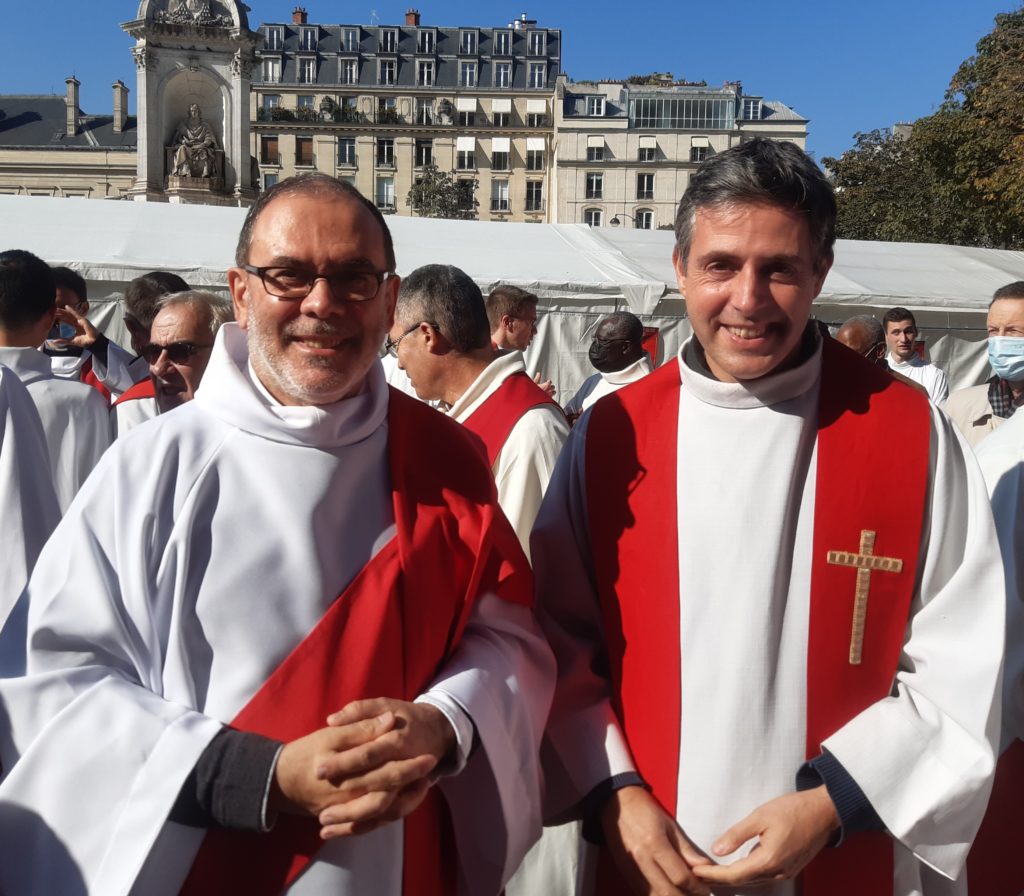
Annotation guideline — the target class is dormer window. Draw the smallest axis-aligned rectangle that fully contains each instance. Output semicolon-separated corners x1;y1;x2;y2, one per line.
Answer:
265;26;283;51
493;30;512;55
300;27;317;52
460;30;478;55
417;29;435;54
379;28;398;53
528;30;546;56
586;96;605;117
742;98;762;120
342;28;360;52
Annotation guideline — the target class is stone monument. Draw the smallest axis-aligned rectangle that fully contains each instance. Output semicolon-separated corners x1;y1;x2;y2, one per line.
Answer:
122;0;259;205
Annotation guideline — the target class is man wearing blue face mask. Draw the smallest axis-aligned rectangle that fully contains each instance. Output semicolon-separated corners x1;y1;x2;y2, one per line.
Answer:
944;282;1024;449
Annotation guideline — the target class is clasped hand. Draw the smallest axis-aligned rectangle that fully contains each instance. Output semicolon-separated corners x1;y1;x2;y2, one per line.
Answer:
604;785;839;895
271;697;456;839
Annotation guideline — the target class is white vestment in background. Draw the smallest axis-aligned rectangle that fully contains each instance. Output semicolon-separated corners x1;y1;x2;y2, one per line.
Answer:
535;339;1003;896
48;340;142;400
580;356;653;412
888;353;949;404
448;351;568;560
0;347;111;512
112;391;159;436
0;324;553;896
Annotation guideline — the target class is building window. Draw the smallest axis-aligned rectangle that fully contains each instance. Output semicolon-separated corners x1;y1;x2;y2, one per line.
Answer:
459;110;475;127
528;62;546;90
526;148;545;170
416;98;435;125
263;172;278;191
262;94;281;113
415;138;433;167
585;172;603;199
492;150;509;171
493;30;512;55
636;209;654;230
586;96;605;117
342;27;359;52
491;180;510;212
417;29;435;54
527;111;546;128
493;111;510;127
295;136;314;167
457;179;475;212
587;145;604;162
338;137;356;166
265;26;283;50
636;173;654;200
376;176;395;210
460;61;477;88
339;174;355;187
298;94;315;110
742;98;762;120
638;146;656;162
690;146;708;163
417;60;434;86
525;180;543;212
340;58;358;84
377;137;395;167
460;30;477;54
260;135;279;164
262;58;281;83
494;62;512;89
379;59;396;86
584;208;602;227
298;58;316;84
528;30;546;55
379;28;397;53
456;148;475;170
377;96;399;124
630;96;734;129
300;28;317;51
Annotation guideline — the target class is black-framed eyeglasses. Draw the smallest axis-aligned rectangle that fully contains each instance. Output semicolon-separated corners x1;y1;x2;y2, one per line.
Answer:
242;264;394;302
384;321;437;358
141;341;213;364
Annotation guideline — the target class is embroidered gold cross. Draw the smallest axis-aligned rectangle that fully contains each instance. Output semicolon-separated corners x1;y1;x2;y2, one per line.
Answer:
826;530;903;665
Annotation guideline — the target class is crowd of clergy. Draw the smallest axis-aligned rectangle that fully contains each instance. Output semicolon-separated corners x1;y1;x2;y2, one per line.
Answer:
0;136;1021;896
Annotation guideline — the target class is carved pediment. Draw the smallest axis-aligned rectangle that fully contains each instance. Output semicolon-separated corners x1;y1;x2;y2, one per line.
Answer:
135;0;251;31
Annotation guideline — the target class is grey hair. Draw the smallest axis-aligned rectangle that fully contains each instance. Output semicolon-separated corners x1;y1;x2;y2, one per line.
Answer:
155;290;234;338
674;139;836;272
396;264;490;354
839;314;884;345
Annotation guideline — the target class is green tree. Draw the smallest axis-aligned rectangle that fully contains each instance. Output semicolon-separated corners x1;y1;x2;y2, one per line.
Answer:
824;7;1024;248
406;164;479;219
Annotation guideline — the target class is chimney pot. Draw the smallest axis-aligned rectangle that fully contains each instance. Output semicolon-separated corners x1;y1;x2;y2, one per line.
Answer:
292;6;307;24
405;8;420;26
64;76;80;138
112;80;129;134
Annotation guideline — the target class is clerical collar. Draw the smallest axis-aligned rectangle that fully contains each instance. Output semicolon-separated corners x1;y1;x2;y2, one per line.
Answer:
679;322;822;410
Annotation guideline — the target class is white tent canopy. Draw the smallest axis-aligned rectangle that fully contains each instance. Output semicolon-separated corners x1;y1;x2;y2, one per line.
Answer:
3;195;1023;400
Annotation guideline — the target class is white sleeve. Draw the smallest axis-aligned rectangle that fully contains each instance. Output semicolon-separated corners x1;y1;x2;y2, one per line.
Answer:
529;417;639;821
821;407;1004;878
492;405;569;563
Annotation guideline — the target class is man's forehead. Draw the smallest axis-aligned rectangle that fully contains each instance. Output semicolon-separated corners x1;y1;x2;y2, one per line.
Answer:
989;299;1024;326
153;304;204;336
250;192;385;260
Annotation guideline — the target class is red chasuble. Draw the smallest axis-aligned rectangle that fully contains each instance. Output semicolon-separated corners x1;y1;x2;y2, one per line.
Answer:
112;377;156;405
461;371;560;466
585;337;932;896
181;388;533;896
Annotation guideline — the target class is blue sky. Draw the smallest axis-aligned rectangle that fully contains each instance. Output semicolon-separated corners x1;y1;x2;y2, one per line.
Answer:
2;1;1016;161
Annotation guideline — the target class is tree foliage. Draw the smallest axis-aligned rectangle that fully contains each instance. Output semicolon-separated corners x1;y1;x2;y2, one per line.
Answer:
823;8;1024;248
406;164;479;220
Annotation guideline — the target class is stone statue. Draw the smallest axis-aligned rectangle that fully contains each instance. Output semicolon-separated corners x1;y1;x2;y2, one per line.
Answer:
172;103;220;178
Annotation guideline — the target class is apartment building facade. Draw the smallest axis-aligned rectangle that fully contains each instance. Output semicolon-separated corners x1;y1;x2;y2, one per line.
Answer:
251;7;560;221
555;77;808;229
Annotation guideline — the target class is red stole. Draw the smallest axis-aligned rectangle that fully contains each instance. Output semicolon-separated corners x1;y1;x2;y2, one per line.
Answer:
585;338;930;896
80;355;112;403
181;388;533;896
462;371;560;466
113;377;155;405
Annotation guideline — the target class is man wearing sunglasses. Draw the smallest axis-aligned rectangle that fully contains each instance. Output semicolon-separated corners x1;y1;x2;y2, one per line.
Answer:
0;174;553;896
113;290;233;435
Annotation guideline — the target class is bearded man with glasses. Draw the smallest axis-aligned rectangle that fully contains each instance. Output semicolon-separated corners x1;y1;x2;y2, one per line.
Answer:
0;173;554;896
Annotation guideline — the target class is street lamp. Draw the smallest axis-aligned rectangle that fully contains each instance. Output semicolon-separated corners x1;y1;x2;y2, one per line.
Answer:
609;213;636;227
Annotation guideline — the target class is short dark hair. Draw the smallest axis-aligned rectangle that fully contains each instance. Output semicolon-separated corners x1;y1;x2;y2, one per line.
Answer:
485;285;538;330
51;266;87;302
883;307;916;330
0;250;57;330
235;173;396;271
598;311;644;345
992;281;1024;305
125;271;190;328
674;138;836;272
396;264;490;354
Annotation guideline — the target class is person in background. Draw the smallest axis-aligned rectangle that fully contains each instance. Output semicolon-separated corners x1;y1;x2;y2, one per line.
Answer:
883;307;948;403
